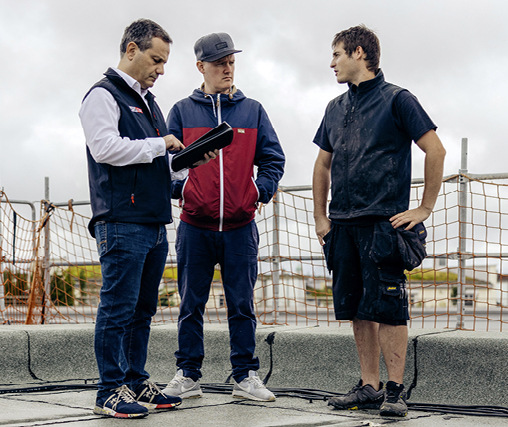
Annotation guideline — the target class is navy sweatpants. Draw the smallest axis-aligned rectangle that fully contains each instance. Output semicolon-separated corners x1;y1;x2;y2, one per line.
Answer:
174;220;260;382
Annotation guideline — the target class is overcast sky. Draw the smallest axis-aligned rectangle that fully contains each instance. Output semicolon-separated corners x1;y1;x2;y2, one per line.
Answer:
1;0;507;205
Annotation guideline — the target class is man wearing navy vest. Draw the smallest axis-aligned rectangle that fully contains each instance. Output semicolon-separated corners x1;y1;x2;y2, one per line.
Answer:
79;19;215;419
312;25;445;417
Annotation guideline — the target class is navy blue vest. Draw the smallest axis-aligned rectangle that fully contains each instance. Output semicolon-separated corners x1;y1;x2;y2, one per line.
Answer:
85;68;172;236
324;71;412;219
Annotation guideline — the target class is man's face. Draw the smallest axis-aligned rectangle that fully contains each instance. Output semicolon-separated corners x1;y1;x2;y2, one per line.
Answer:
198;54;235;94
330;42;358;85
128;37;170;89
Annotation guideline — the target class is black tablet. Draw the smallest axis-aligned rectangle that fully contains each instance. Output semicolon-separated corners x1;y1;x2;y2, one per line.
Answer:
171;122;234;172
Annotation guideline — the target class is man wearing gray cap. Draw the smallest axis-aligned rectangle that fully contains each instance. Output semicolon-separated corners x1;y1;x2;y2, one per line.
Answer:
162;33;285;402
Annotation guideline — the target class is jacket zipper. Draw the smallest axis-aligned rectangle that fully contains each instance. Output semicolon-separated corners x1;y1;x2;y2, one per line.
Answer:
217;94;225;232
131;168;138;206
130;94;158;207
344;94;357;211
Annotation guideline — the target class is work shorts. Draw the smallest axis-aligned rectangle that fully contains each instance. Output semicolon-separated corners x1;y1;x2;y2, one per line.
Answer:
323;218;409;325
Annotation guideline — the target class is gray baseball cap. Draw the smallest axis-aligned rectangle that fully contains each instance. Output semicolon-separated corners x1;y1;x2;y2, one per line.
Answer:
194;32;242;62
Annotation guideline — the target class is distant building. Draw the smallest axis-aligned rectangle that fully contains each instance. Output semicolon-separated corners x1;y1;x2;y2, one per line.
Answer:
497;274;508;306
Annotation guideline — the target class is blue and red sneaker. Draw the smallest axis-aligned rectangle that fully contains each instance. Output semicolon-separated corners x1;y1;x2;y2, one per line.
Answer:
134;381;182;410
94;385;148;418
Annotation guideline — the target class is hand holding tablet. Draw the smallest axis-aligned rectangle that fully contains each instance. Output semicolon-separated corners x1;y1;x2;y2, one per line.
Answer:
171;122;234;172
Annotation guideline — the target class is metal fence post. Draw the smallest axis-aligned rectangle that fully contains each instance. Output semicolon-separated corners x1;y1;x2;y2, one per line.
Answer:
0;191;6;323
456;138;468;329
42;177;51;323
271;191;281;324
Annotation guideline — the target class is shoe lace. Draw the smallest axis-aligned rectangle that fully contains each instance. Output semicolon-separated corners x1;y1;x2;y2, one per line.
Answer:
140;381;164;399
246;375;265;389
106;385;137;410
345;382;362;396
385;388;401;403
168;374;186;388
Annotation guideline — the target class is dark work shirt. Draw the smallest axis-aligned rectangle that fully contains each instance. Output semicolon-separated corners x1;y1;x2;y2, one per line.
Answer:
313;70;436;220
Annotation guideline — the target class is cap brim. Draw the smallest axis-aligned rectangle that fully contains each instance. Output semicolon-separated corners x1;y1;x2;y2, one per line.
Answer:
199;49;242;62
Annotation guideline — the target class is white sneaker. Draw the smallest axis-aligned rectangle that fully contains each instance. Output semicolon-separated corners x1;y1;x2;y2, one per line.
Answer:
162;369;203;399
232;370;275;402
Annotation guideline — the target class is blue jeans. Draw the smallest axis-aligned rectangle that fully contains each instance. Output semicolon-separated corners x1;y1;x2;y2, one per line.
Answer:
94;221;168;398
175;220;260;383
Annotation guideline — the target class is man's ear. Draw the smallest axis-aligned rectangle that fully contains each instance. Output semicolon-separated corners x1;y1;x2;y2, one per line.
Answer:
196;60;205;74
125;41;139;60
354;46;366;60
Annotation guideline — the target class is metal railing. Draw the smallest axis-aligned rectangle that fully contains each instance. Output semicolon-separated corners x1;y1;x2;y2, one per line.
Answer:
1;138;508;329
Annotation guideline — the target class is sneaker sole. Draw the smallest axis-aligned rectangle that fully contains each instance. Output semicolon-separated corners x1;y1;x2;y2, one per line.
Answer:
232;390;276;402
138;400;182;410
380;408;408;417
329;403;382;410
93;405;148;418
182;390;204;399
328;399;383;410
161;388;203;399
329;405;379;411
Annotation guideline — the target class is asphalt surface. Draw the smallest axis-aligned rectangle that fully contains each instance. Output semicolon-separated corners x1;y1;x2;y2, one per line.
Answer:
1;324;507;426
1;383;508;427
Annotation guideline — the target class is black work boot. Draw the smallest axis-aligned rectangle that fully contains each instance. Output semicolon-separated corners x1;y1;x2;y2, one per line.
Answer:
379;381;408;417
328;379;384;410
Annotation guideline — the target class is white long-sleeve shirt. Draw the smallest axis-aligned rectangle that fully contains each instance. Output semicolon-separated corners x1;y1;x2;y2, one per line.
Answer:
79;67;187;179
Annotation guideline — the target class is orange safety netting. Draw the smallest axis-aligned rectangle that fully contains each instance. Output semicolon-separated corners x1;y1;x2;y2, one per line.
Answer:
1;177;507;331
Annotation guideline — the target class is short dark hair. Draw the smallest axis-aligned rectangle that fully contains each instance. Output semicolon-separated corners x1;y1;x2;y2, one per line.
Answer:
332;25;380;72
120;19;172;56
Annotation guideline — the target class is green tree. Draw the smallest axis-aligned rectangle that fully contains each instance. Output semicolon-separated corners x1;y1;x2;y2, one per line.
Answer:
50;270;74;306
79;269;87;295
450;286;458;306
3;270;28;296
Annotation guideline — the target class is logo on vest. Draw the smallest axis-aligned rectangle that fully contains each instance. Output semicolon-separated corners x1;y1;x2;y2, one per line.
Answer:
129;106;143;113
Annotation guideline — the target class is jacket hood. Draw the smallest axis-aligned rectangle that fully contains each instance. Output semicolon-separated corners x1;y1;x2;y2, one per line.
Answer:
189;85;246;105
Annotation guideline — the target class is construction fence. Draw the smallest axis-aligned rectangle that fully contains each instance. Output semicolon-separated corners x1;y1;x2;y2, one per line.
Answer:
1;148;508;331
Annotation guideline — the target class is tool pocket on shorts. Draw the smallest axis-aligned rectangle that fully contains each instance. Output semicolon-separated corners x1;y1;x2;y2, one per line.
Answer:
369;221;400;266
374;270;408;320
396;222;427;271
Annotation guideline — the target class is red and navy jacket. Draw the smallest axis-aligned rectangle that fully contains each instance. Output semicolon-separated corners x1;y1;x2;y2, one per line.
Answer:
167;86;285;231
